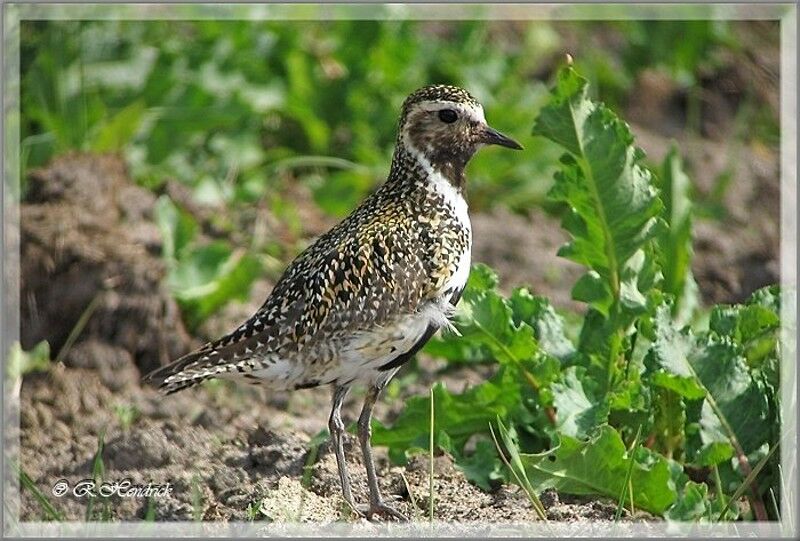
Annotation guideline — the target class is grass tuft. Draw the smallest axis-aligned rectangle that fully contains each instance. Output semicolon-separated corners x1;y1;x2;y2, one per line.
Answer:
85;430;110;522
297;429;328;521
16;464;65;521
614;425;641;522
490;418;548;520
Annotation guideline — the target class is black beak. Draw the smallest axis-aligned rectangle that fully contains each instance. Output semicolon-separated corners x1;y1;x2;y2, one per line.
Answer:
481;126;523;150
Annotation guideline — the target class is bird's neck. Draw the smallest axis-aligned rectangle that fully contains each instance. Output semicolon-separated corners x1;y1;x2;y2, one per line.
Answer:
389;141;467;194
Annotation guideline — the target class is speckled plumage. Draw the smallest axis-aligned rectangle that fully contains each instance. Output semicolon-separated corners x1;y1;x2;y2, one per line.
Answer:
146;85;489;394
144;84;521;520
149;145;471;392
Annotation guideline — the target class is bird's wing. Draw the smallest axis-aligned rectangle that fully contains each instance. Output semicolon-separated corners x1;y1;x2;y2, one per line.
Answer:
145;206;440;392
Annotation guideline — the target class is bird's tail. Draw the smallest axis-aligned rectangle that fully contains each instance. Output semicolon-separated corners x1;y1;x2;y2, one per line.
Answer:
143;346;220;394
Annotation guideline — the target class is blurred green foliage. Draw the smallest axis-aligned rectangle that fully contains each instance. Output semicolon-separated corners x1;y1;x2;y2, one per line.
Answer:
21;19;762;215
579;20;737;102
20;19;567;212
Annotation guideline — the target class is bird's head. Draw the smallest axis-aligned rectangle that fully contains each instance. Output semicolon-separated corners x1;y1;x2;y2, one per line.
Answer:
397;84;522;186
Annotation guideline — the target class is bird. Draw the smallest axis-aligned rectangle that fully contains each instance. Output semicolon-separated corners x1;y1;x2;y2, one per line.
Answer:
144;84;522;520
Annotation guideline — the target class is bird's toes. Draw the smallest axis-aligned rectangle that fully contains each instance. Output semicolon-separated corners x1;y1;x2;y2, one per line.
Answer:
364;501;408;522
341;499;366;520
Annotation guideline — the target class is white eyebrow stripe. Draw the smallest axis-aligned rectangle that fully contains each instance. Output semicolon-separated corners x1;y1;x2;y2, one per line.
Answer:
415;100;486;124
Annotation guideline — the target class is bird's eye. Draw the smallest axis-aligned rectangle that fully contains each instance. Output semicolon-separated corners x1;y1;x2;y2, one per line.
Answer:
438;109;458;124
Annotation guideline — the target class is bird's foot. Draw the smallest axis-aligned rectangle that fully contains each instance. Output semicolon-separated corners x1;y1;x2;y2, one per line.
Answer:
341;498;366;520
360;500;408;522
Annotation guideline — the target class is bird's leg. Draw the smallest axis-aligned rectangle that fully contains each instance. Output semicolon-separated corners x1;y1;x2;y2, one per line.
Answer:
357;384;408;521
329;385;361;517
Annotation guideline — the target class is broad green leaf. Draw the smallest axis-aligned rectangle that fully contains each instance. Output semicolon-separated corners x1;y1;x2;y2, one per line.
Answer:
533;67;662;316
551;366;609;438
645;303;706;400
571;271;613;316
372;367;525;462
695;441;734;467
647;300;773;466
433;265;562;410
607;377;649;413
424;266;505;364
746;285;781;314
423;337;490;365
517;424;677;514
167;241;234;299
448;265;542;367
692;336;770;457
509;288;576;361
709;286;781;366
651;387;686;461
169;243;262;328
428;266;561;398
530;67;589;156
455;439;505;491
465;263;500;291
665;480;710;521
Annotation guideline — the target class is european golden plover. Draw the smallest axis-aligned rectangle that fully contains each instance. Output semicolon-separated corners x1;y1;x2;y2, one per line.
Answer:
145;85;522;520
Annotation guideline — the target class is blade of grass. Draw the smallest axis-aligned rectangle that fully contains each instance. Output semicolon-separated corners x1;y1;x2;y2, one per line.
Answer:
614;425;641;522
428;386;435;522
267;155;371;175
712;464;729;519
490;418;548;520
54;291;103;365
703;390;768;520
768;488;780;521
85;430;106;522
144;497;156;522
716;440;781;522
301;429;328;489
17;465;65;521
399;471;422;522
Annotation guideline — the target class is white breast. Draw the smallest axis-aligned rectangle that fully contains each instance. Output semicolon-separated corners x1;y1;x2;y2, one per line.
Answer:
328;140;473;385
428;168;472;299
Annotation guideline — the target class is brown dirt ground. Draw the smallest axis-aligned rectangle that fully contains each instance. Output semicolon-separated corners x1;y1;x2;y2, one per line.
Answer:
16;24;780;523
19;363;650;524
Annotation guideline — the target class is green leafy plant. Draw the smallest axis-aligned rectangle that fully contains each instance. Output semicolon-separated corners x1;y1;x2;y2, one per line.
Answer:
377;64;782;522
